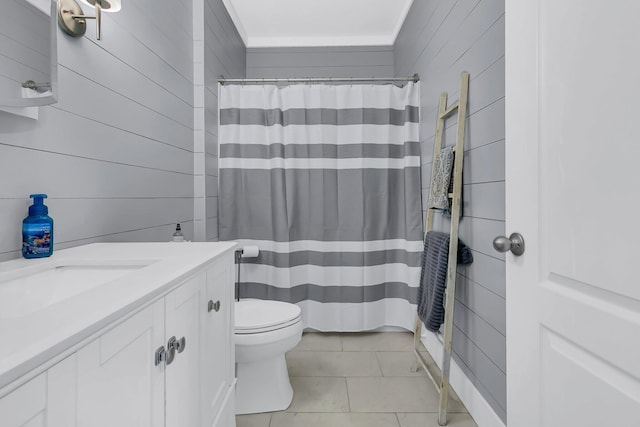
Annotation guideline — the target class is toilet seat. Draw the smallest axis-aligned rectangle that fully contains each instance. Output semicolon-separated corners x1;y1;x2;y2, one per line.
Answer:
235;299;302;334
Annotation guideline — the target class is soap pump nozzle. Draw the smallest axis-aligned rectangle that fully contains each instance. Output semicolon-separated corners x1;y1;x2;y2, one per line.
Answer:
29;193;49;216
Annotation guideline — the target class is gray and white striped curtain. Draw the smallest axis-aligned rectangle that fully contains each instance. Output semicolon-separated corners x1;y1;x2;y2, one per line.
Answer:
218;83;422;331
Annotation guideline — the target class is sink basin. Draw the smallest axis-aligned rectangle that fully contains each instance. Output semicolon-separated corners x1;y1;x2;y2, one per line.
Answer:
0;263;153;319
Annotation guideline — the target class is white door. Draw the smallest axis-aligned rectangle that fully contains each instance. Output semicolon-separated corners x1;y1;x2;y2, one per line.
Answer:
506;1;640;426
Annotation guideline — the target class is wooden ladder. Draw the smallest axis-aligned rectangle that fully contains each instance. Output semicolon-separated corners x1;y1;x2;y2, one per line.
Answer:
412;71;470;426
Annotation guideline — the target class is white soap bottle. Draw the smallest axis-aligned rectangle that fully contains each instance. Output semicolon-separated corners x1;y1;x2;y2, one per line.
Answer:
172;223;184;242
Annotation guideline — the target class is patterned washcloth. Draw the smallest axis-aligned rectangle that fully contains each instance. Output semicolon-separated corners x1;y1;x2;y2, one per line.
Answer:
427;146;454;210
417;231;473;332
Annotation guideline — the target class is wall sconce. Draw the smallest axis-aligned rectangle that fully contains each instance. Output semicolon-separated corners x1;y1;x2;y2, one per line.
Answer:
57;0;121;40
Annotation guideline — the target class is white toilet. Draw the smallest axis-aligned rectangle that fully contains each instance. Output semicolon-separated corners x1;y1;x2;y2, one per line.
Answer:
234;299;303;415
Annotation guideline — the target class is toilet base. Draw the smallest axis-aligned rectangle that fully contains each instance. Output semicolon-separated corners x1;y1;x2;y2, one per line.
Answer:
235;354;293;415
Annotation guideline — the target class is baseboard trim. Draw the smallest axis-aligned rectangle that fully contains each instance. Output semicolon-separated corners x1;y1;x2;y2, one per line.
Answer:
420;331;506;427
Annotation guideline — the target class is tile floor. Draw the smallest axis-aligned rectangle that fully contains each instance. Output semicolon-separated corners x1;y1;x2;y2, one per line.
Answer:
236;332;479;427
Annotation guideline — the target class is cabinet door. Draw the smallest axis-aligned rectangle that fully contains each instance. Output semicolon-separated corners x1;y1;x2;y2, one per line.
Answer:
0;355;76;427
165;273;205;427
47;355;77;427
0;373;47;427
201;254;234;426
76;300;164;427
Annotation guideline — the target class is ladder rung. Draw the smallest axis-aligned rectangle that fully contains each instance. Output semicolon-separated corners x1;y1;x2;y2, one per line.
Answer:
440;102;459;119
448;193;454;199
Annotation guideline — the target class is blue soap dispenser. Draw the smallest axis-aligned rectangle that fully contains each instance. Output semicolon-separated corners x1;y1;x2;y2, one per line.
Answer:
22;194;54;258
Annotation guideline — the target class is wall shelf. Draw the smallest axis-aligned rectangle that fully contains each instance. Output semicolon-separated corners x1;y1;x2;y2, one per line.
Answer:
0;106;38;120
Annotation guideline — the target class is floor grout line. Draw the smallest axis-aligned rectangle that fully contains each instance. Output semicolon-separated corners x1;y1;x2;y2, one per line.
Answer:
238;332;477;427
344;376;352;413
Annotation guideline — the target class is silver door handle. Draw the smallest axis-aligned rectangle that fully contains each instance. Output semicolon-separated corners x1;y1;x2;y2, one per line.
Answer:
167;335;186;354
154;346;166;366
157;335;186;366
175;336;186;353
208;299;221;312
165;335;186;365
166;337;177;365
493;233;525;256
173;337;187;353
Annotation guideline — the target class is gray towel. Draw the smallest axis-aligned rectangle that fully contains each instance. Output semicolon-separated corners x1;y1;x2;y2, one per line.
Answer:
427;146;454;210
417;231;473;332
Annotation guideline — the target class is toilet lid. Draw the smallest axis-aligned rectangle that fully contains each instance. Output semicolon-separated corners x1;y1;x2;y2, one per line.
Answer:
235;299;301;332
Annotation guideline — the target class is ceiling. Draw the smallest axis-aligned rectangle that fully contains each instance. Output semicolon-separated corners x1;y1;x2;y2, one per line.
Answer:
221;0;414;48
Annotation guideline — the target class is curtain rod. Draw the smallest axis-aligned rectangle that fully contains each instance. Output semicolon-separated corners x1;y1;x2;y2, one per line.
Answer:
218;74;419;84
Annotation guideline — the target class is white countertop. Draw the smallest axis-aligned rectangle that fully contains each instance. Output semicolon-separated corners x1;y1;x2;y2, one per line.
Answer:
0;242;236;391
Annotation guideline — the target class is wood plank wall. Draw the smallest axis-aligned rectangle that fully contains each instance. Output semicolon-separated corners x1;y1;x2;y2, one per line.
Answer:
196;0;246;241
0;0;245;260
394;0;507;421
246;46;394;78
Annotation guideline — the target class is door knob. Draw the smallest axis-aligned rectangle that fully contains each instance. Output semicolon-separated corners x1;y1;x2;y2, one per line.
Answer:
154;346;166;366
176;336;186;353
165;337;176;365
208;299;221;312
493;232;525;256
165;336;186;366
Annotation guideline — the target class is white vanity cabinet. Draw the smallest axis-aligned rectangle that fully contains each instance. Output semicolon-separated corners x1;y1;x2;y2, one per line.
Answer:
0;243;236;427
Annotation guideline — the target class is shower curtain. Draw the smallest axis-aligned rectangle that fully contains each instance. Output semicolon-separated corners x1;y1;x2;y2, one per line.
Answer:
218;82;422;331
